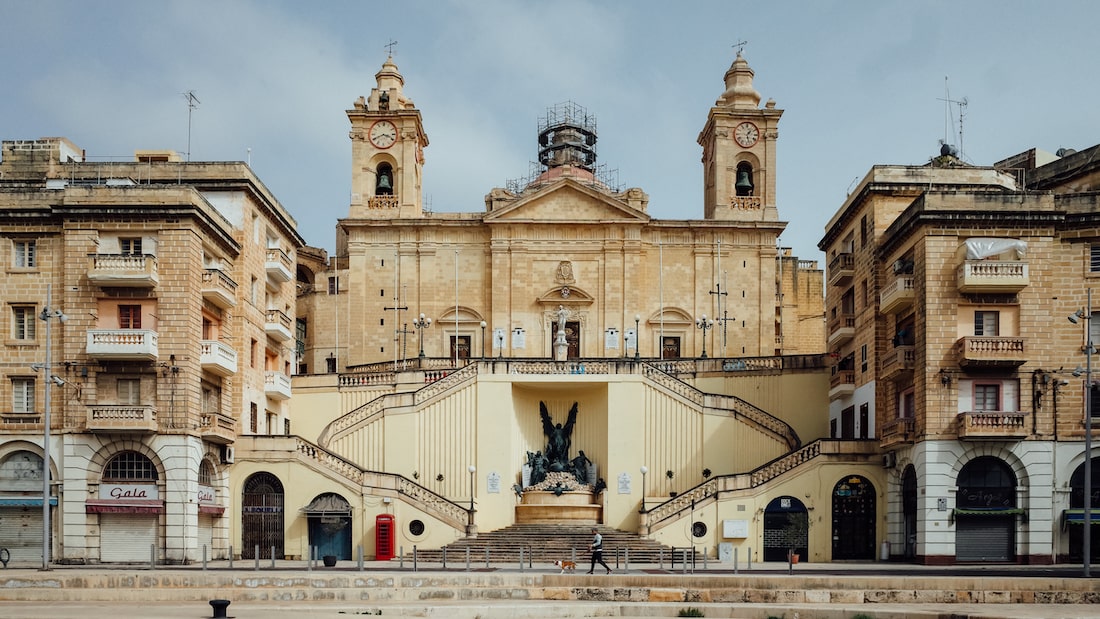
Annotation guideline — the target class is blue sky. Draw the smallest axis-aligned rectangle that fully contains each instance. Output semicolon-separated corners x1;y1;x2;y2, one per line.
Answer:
3;1;1098;261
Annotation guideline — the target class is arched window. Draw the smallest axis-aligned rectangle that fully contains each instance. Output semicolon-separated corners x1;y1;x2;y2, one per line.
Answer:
103;451;157;482
198;460;215;486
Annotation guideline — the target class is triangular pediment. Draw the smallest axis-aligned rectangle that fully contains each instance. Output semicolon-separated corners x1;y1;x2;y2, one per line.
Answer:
485;178;648;223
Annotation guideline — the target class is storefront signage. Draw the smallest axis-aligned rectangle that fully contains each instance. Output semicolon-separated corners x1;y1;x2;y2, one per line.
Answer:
197;485;215;504
99;484;159;501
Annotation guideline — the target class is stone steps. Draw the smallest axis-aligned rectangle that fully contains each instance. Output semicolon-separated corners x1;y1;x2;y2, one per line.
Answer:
399;524;696;564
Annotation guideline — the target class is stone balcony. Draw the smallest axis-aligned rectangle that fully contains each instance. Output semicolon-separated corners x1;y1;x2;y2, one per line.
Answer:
954;336;1027;367
881;345;915;380
200;412;236;444
880;417;915;448
368;194;400;209
265;370;292;400
957;260;1029;294
880;275;915;314
86;404;157;433
86;254;158;288
956;411;1028;440
826;312;855;347
827;252;854;287
200;340;238;376
201;269;237;309
86;329;158;361
828;369;855;400
265;308;293;342
265;247;293;283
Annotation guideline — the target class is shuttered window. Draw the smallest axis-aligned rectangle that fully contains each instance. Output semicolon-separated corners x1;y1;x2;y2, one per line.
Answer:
12;378;34;413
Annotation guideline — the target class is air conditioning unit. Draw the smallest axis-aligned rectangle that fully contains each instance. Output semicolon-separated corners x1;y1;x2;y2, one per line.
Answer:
882;451;897;469
220;445;235;464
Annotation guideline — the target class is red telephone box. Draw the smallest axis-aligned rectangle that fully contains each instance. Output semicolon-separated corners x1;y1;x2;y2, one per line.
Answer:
375;514;395;560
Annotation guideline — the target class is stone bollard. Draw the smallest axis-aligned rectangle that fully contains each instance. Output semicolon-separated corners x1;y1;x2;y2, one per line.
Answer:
209;599;231;618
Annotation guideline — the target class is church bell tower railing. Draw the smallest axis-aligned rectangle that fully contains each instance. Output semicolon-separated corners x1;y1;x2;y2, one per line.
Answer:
368;195;400;209
730;196;762;210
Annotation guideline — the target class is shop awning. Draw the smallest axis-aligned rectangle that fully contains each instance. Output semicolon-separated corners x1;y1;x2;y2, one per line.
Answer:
198;504;226;516
85;499;164;514
1062;509;1100;527
950;507;1026;523
0;497;57;507
299;494;351;516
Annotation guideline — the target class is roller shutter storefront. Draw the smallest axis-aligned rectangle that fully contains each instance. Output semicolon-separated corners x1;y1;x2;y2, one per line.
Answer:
0;505;42;564
955;515;1014;562
100;513;157;563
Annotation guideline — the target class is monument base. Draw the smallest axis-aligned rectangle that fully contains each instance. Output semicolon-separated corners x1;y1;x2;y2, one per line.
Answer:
514;472;601;524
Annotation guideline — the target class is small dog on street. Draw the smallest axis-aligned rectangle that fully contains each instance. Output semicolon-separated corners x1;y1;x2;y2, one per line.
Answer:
553;559;577;574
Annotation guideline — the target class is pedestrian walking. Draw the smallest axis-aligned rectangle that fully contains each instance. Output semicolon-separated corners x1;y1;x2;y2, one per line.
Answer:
587;527;611;574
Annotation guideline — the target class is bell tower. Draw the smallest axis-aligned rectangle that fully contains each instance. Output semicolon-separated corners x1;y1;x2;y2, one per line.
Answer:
698;52;782;221
347;56;428;218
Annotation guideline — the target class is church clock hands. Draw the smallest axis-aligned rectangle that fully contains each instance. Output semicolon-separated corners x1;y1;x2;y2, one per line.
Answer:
369;120;398;148
734;121;759;148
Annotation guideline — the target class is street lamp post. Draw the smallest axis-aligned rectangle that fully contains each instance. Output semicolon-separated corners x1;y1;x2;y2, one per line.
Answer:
480;321;487;358
634;315;641;361
37;284;66;571
695;314;714;359
639;466;648;513
467;464;477;538
1070;290;1094;577
413;313;431;359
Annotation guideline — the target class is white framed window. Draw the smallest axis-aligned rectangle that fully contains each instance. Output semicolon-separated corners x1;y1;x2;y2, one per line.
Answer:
12;378;35;413
119;238;142;255
13;240;36;268
117;378;141;405
12;306;36;340
974;311;999;336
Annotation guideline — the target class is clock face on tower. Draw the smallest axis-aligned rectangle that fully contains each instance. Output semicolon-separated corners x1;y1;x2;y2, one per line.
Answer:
369;120;398;148
734;122;759;148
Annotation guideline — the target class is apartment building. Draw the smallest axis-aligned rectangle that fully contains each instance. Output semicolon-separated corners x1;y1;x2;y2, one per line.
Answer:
821;144;1100;564
0;138;302;564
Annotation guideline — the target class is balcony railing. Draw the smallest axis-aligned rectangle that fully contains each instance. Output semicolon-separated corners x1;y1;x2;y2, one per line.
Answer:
956;411;1028;440
87;254;158;288
200;340;238;376
954;336;1027;367
368;194;400;209
827;252;854;286
828;369;855;400
881;345;915;380
265;308;293;342
957;260;1029;293
265;247;293;283
880;275;915;314
201;269;238;309
265;371;292;400
730;195;762;210
827;312;855;347
880;417;915;448
86;405;157;433
86;329;158;361
200;412;236;444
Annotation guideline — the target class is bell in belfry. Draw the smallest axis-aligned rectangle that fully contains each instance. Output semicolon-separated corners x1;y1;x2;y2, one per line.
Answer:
735;168;753;196
377;171;392;194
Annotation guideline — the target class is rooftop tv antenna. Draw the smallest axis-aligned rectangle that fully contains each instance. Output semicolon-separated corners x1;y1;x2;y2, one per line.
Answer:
938;77;968;159
183;90;200;161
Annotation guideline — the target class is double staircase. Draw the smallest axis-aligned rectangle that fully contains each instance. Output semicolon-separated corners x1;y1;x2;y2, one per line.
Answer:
400;523;696;565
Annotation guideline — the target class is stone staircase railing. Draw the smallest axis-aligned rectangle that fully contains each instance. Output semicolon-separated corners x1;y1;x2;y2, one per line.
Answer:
239;436;470;532
644;439;878;533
